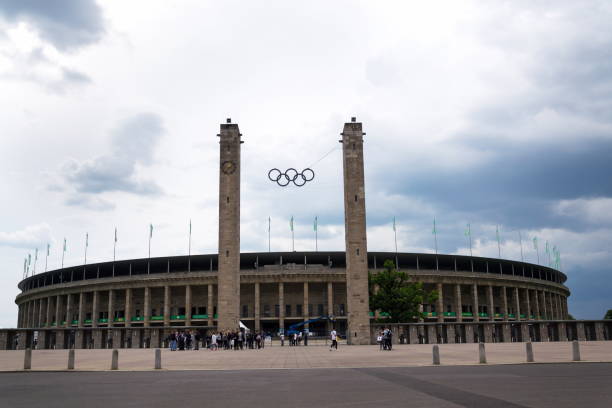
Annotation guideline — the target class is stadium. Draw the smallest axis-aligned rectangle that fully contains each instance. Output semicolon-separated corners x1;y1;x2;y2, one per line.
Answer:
3;118;610;350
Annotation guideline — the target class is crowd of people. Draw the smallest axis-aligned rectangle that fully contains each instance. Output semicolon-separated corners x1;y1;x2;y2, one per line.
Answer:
165;330;268;351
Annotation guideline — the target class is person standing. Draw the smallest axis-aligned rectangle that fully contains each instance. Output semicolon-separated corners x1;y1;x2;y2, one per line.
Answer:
330;329;338;350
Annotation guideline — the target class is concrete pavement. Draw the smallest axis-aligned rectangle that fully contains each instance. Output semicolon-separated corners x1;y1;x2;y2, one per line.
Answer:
0;342;611;371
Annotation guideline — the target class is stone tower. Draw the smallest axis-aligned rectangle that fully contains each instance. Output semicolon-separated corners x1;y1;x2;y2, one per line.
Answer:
341;117;371;344
217;118;242;332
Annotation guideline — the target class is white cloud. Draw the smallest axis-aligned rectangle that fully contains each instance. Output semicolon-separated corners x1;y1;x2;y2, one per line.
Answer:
0;223;53;249
554;197;612;225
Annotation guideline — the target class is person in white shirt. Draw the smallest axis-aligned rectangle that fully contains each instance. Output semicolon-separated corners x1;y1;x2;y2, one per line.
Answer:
330;329;338;350
211;333;217;350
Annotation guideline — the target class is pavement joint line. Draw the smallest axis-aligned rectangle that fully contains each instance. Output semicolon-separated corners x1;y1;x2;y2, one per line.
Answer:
2;360;611;373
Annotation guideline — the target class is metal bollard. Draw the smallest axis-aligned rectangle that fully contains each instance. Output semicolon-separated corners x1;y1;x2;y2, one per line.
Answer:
154;348;161;369
432;345;440;365
526;341;534;363
24;348;32;370
572;340;581;361
111;349;119;370
67;349;75;370
478;342;487;364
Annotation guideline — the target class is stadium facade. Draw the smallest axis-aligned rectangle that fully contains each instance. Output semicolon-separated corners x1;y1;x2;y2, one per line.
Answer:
3;118;611;350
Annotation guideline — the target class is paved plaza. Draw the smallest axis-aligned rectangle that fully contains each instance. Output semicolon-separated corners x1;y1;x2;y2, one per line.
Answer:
1;363;611;407
1;341;611;371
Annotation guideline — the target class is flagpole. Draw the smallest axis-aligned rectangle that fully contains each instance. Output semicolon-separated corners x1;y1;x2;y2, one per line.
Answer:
33;248;38;275
291;216;295;252
314;216;318;252
61;238;66;269
45;243;49;272
496;225;501;258
433;218;438;255
188;219;192;273
84;233;88;265
518;231;524;262
393;217;398;254
466;223;472;257
268;217;271;253
148;224;153;274
112;227;117;277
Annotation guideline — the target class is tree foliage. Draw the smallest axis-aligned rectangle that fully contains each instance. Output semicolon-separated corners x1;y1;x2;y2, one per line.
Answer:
604;309;612;320
369;259;438;323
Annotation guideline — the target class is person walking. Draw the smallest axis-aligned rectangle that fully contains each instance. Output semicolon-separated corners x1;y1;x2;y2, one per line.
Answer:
330;329;338;350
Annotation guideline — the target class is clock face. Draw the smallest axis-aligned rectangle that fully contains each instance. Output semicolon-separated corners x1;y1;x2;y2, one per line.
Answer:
221;160;236;174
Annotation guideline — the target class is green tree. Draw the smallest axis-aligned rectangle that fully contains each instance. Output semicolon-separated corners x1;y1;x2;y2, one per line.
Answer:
604;310;612;320
369;259;438;323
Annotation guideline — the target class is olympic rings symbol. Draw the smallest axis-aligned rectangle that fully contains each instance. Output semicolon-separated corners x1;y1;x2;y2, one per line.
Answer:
268;168;315;187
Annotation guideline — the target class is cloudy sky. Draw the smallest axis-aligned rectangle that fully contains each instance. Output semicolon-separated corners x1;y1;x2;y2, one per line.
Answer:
1;0;611;327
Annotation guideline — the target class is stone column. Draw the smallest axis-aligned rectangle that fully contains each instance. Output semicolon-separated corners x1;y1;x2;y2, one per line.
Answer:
125;288;132;327
38;298;45;327
447;324;456;344
279;282;285;331
555;294;561;320
576;322;586;341
436;283;444;322
525;288;531;319
93;329;103;348
502;287;508;321
341;118;370;344
521;323;530;342
548;292;554;320
427;325;437;344
65;294;73;327
55;295;61;327
502;323;511;343
539;323;549;342
303;282;309;327
595;322;605;341
327;282;333;316
163;286;170;326
558;322;568;341
514;287;521;320
144;287;151;328
408;325;418;344
533;290;541;320
108;290;114;327
484;323;493;343
92;291;99;328
541;291;548;320
465;324;474;343
217;119;242;332
455;284;462;322
185;285;192;326
56;330;65;349
327;282;333;333
207;284;214;327
488;285;495;321
78;292;85;328
472;284;479;321
254;282;261;332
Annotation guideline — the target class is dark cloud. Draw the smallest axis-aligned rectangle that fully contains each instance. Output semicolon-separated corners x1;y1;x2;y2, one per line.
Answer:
0;0;104;51
60;113;164;198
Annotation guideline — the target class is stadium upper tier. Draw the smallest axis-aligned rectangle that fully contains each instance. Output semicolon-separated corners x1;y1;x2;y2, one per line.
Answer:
18;251;567;293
